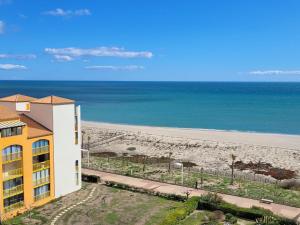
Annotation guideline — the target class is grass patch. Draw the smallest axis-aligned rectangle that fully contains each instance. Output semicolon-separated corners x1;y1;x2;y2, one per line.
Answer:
105;212;119;224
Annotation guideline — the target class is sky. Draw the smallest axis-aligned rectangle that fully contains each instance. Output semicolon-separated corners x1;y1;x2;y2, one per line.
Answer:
1;0;300;81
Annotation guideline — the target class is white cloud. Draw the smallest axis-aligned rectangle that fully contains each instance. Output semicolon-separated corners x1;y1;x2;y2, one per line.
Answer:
0;54;36;60
43;8;91;17
53;55;73;62
45;47;153;60
249;70;300;75
85;65;144;71
0;64;27;70
0;21;4;34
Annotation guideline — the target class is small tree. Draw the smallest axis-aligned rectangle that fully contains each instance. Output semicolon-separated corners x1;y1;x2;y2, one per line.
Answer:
230;154;237;185
184;190;191;200
200;167;204;188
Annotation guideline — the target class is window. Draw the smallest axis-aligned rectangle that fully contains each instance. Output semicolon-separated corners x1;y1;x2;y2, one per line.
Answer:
3;177;23;190
33;153;49;164
4;193;24;207
75;131;79;145
34;184;50;197
2;145;22;162
32;169;50;182
75;111;79;145
0;126;22;138
75;160;79;185
32;140;49;149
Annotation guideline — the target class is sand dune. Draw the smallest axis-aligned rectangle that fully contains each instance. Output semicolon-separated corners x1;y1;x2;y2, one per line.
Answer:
82;121;300;174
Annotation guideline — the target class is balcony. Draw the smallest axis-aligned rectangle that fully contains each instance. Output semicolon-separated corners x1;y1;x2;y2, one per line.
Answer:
34;191;50;202
33;176;50;187
2;152;22;164
33;160;50;172
3;184;24;199
32;146;49;156
4;201;24;213
3;168;23;181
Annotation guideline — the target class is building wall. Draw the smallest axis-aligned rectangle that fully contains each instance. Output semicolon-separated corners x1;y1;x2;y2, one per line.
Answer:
0;102;16;111
52;104;81;197
25;103;54;131
0;102;30;112
0;124;54;219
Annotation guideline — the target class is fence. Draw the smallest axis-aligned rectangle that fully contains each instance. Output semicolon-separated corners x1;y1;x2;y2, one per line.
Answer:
81;153;277;185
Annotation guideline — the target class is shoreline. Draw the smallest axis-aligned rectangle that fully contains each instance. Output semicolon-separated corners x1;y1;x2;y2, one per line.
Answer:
82;120;300;150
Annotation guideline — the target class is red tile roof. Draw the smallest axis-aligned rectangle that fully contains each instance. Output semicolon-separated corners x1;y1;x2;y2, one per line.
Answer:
31;95;74;105
0;94;37;102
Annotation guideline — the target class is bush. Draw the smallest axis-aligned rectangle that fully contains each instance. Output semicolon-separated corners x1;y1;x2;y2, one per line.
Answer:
225;213;238;224
198;194;296;225
199;192;223;205
256;216;281;225
160;196;200;225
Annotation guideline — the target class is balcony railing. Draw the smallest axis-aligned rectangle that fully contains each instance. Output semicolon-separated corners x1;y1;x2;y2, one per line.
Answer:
3;168;23;181
3;184;24;199
2;152;22;164
4;201;24;213
32;146;49;156
33;160;50;172
34;191;50;202
33;176;50;187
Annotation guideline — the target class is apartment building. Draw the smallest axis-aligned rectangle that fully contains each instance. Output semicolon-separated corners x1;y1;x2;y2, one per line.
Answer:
0;94;81;219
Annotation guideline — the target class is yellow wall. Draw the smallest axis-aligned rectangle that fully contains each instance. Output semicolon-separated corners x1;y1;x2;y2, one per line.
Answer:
0;122;54;220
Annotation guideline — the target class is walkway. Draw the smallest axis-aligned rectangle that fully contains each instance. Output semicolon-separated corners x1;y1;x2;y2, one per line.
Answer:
50;186;96;225
82;168;300;222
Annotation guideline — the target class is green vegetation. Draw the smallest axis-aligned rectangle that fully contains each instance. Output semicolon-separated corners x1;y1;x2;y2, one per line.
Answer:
84;156;300;207
198;193;296;225
159;197;200;225
105;212;119;224
3;210;47;225
180;211;214;225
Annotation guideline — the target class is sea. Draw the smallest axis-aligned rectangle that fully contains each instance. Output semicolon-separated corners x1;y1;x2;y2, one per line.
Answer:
0;81;299;135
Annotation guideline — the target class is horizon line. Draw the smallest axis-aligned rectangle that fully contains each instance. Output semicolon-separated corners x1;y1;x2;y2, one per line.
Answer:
1;80;300;83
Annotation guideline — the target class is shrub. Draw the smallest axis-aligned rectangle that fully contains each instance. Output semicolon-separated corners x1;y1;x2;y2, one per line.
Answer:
225;213;238;224
198;194;296;225
256;216;281;225
159;196;200;225
200;192;223;205
126;147;136;151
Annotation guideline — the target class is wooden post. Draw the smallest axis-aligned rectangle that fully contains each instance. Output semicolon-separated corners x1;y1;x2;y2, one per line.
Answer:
200;167;204;188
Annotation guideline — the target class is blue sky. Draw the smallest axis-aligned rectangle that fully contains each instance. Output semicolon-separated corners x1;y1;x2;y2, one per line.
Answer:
1;0;300;81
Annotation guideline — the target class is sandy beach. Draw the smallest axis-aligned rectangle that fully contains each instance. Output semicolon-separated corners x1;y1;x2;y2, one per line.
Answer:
82;121;300;176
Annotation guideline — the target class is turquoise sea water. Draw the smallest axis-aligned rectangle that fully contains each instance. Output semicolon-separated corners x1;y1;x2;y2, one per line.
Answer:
0;81;299;134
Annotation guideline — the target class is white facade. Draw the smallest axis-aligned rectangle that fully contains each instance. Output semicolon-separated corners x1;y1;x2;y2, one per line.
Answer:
52;104;81;197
